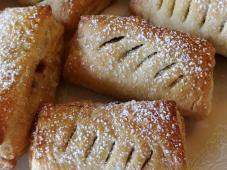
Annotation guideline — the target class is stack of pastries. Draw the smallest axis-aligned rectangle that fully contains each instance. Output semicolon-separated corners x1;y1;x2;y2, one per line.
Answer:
0;0;225;169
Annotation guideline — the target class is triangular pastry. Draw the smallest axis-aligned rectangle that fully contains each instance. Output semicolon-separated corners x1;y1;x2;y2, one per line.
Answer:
130;0;227;57
30;100;186;170
0;6;64;169
64;15;215;118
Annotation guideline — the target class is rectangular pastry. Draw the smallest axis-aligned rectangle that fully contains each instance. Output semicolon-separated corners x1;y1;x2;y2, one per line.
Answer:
0;6;64;169
130;0;227;57
17;0;114;31
64;15;215;118
30;100;186;170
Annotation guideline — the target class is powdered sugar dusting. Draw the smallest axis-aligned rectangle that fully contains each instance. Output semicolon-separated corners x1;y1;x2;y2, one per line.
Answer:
131;0;227;56
0;7;40;91
68;15;215;116
31;101;186;169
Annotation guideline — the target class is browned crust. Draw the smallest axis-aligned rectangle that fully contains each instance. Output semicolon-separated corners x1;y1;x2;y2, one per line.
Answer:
17;0;41;5
40;0;114;31
64;15;215;118
30;100;186;169
0;6;64;169
129;0;227;58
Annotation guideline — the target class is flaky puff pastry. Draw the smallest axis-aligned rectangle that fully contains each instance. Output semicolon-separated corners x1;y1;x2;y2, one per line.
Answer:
38;0;114;31
0;6;64;169
30;100;186;170
130;0;227;57
64;15;215;118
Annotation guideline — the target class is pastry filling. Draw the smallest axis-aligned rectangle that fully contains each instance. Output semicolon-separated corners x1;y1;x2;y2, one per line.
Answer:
31;60;46;92
35;60;46;74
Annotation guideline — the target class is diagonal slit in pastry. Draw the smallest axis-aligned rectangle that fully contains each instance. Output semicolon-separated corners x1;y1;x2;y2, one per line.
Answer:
157;0;164;10
141;150;153;169
64;15;215;118
183;0;192;22
62;126;77;152
30;101;186;169
85;135;98;159
125;146;135;168
105;141;115;163
169;0;176;17
154;63;177;79
136;52;158;70
169;75;184;88
199;1;210;28
120;44;144;61
220;19;226;33
100;36;125;47
130;0;227;57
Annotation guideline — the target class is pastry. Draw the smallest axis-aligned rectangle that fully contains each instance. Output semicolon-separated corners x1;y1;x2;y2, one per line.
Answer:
0;6;64;169
130;0;227;57
17;0;41;5
30;100;186;170
40;0;114;31
63;15;215;118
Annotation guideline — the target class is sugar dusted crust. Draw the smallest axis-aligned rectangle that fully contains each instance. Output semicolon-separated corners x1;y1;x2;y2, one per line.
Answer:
40;0;114;30
64;15;215;118
30;100;186;170
0;6;64;169
130;0;227;57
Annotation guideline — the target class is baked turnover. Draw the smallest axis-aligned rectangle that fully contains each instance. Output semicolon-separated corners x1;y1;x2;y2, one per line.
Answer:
130;0;227;57
39;0;114;31
0;6;64;169
30;100;186;170
64;15;215;118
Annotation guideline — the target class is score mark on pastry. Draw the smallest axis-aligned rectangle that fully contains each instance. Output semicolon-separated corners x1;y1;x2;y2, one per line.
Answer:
85;135;98;159
125;146;135;168
64;15;215;118
104;141;115;163
100;36;125;48
30;101;186;169
135;52;158;70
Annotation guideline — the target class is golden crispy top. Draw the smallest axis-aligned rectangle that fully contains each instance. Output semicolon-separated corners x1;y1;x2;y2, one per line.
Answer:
0;7;38;91
65;15;215;117
0;6;63;148
130;0;227;57
31;101;186;169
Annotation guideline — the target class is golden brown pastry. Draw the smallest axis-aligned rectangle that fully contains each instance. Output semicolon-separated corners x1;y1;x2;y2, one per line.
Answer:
39;0;114;31
64;15;215;118
17;0;41;5
130;0;227;57
30;100;186;170
0;6;64;169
